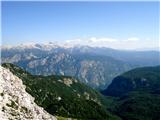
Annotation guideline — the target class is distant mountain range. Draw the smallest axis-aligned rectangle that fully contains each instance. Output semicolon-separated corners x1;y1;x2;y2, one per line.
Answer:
1;43;160;89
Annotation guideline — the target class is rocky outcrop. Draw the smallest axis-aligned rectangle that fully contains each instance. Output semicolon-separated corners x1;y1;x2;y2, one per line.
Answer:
0;66;56;120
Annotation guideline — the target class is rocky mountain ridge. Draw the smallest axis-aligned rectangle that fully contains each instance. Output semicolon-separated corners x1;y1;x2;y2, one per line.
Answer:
0;66;56;120
2;43;159;89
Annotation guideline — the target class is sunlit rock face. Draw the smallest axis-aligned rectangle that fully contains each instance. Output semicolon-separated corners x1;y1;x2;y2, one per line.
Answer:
0;66;57;120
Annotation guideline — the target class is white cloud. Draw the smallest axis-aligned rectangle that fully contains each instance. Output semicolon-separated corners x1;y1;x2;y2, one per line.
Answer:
127;37;140;41
90;37;117;42
64;37;118;45
61;37;157;50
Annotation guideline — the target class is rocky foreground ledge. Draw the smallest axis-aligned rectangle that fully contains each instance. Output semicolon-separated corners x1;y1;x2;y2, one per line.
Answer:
0;66;57;120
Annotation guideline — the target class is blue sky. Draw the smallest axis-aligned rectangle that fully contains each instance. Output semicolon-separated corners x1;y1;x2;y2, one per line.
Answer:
2;1;159;49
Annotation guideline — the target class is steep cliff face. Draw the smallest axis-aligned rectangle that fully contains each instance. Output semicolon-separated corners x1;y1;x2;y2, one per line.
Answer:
0;66;56;120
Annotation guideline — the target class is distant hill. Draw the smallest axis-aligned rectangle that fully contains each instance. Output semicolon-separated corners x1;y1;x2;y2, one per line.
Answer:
2;63;121;120
102;66;160;120
102;66;160;97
